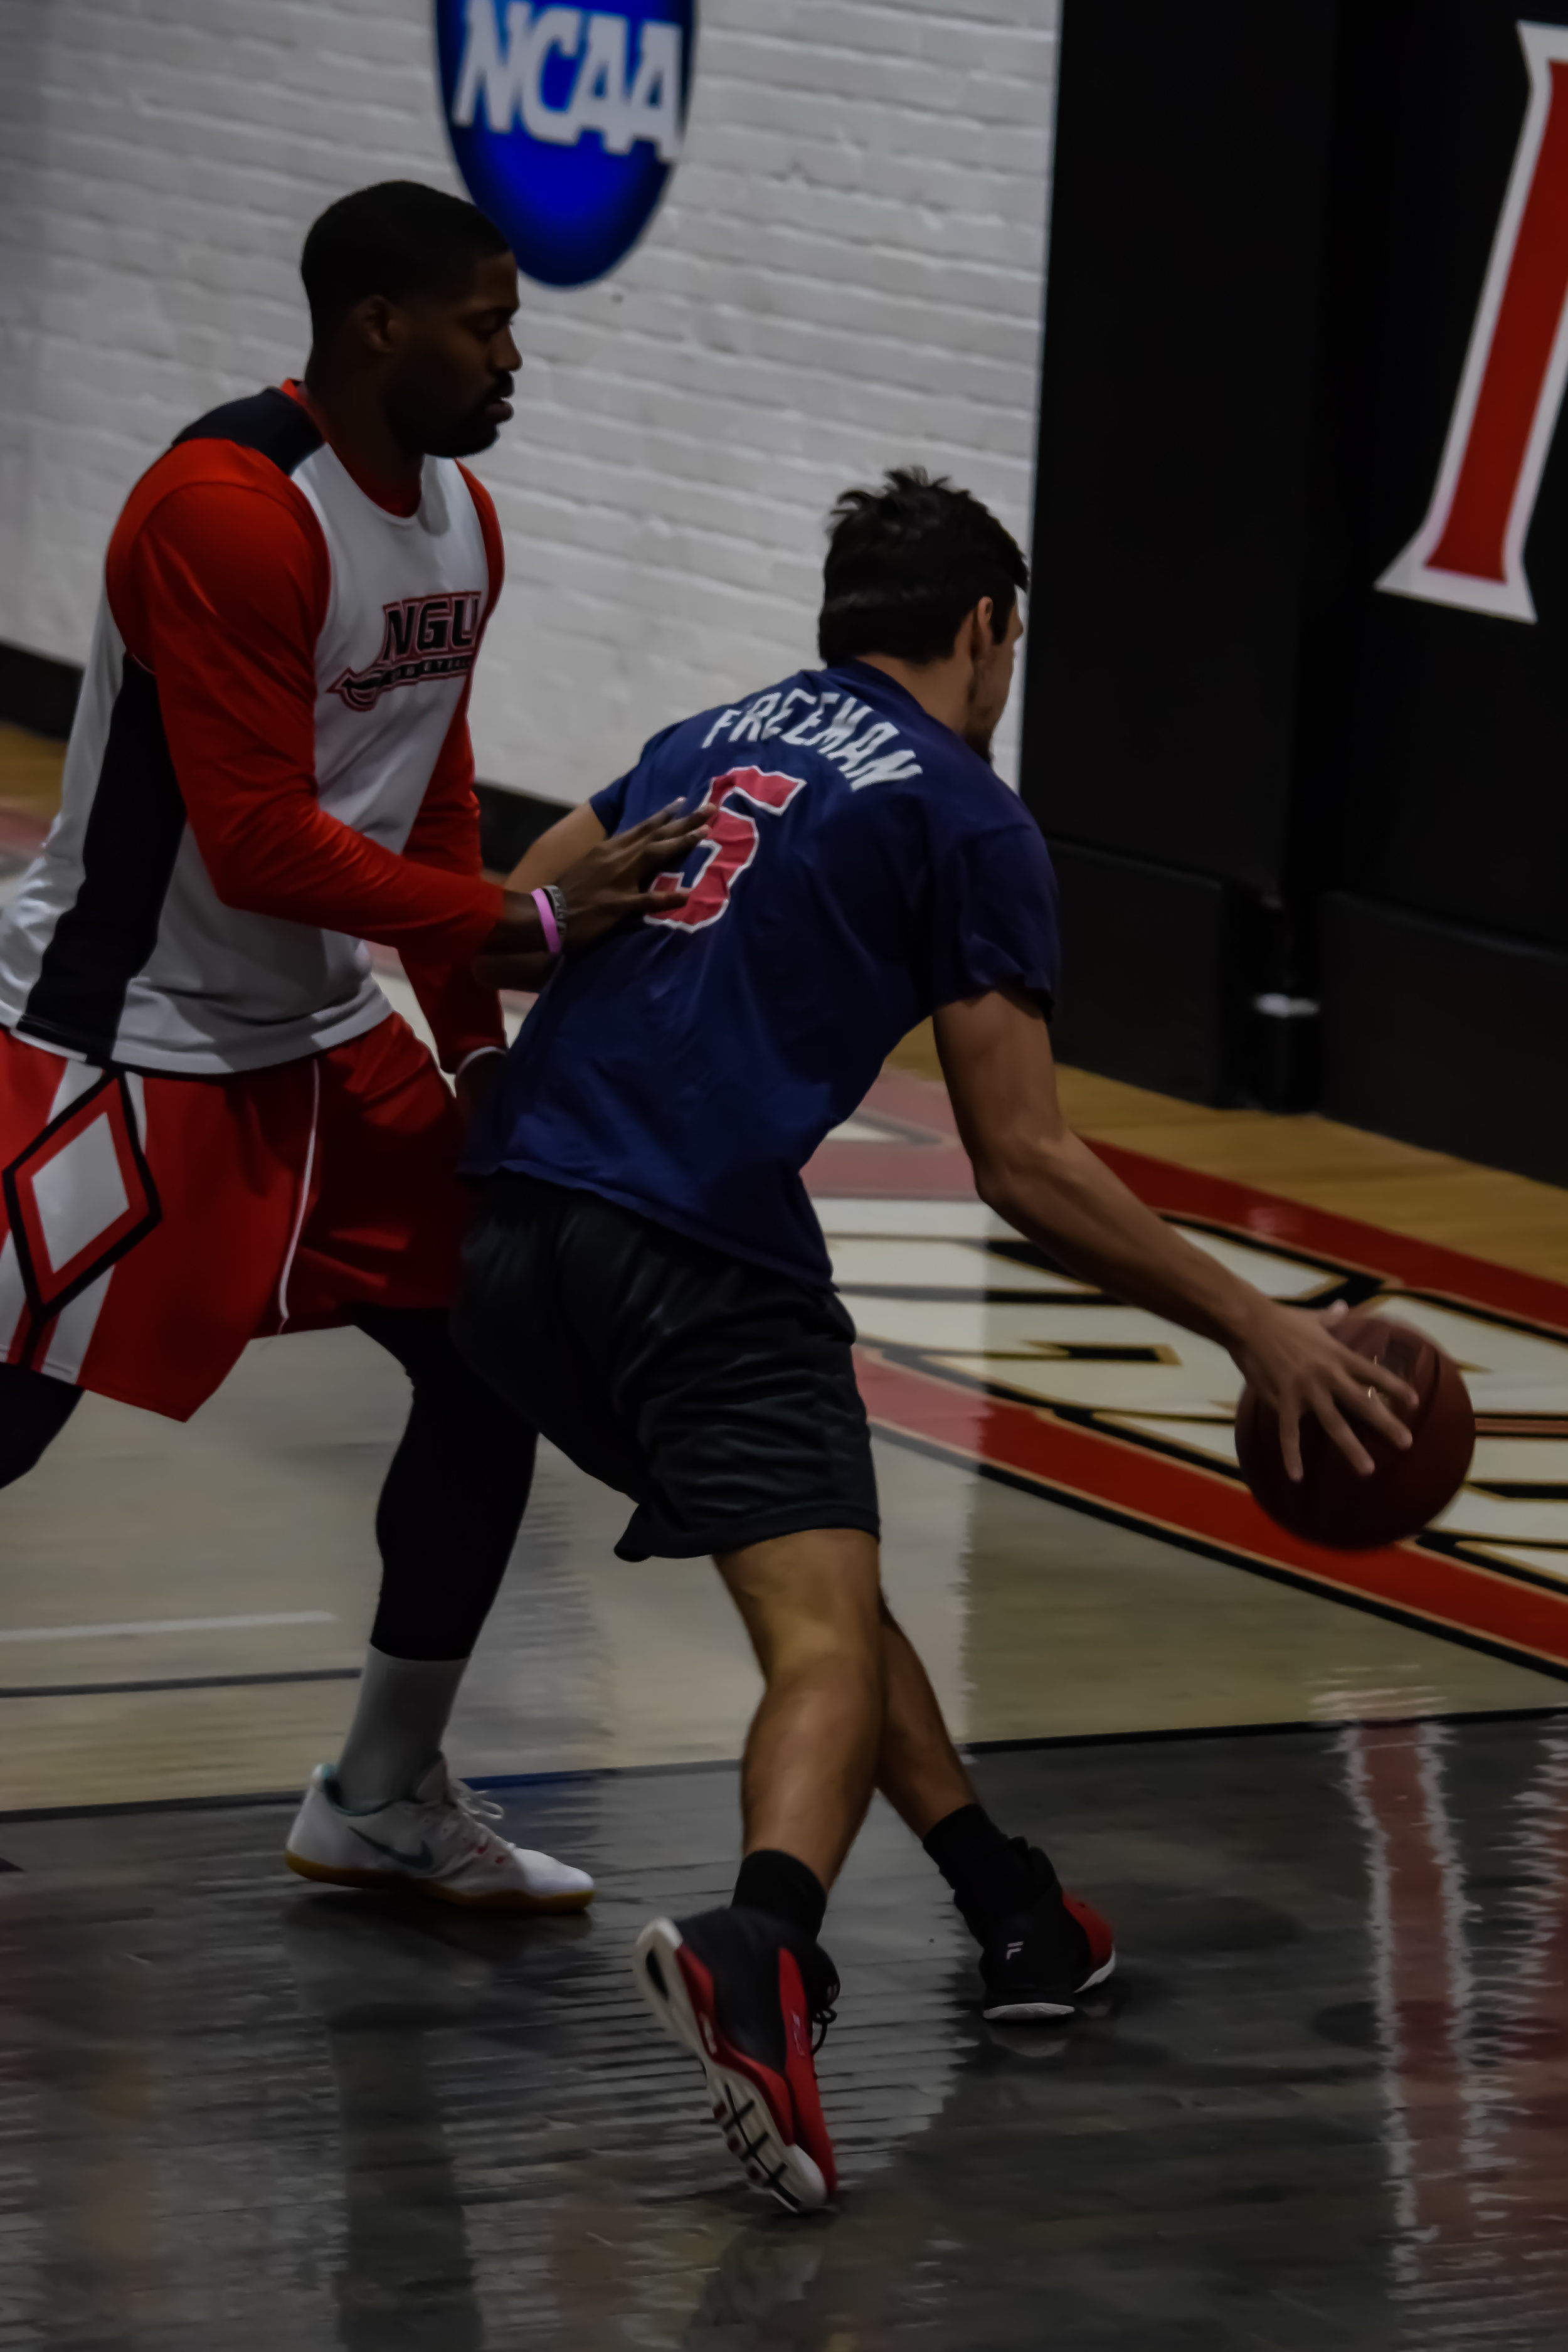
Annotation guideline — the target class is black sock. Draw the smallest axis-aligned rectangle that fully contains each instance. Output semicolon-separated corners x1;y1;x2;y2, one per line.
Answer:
923;1803;1040;1932
733;1849;827;1943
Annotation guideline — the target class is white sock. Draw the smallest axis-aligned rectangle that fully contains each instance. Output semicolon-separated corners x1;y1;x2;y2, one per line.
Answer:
334;1646;469;1809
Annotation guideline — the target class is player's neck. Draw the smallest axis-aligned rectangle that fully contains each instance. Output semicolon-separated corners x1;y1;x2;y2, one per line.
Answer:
298;369;424;495
852;651;971;741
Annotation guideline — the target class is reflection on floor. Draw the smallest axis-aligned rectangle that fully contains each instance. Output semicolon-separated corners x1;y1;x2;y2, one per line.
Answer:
4;1714;1568;2350
3;1324;1562;1814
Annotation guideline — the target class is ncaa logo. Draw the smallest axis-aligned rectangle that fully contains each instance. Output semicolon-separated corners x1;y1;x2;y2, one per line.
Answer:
435;0;695;289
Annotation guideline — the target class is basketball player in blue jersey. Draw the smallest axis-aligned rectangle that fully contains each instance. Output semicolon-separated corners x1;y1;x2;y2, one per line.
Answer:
454;470;1417;2211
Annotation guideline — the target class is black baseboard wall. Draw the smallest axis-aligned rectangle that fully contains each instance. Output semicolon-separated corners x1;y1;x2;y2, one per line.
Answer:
0;638;571;876
1044;840;1323;1113
1320;896;1568;1187
1046;842;1242;1105
0;642;83;741
474;785;569;876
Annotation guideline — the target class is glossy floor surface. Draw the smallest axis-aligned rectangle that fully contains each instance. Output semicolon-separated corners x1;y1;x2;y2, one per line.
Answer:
4;1713;1568;2349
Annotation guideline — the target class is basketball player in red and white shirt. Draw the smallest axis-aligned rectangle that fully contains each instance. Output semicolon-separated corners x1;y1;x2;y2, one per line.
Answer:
0;181;704;1905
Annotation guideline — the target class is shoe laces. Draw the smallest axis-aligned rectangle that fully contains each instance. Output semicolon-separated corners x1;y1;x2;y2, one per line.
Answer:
421;1774;505;1858
805;1955;840;2054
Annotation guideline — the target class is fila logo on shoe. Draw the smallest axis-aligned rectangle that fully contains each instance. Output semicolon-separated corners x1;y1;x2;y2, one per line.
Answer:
331;593;484;711
1005;1941;1024;1959
1381;21;1568;621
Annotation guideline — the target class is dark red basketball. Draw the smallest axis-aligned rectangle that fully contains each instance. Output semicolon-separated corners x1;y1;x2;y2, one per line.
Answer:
1234;1310;1475;1550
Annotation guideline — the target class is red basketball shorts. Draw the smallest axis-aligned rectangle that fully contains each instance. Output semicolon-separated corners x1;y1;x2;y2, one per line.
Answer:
0;1013;473;1420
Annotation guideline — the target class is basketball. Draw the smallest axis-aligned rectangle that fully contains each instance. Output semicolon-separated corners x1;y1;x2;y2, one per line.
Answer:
1234;1311;1476;1550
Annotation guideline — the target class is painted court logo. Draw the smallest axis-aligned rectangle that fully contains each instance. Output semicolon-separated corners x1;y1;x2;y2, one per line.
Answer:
331;593;483;711
435;0;695;288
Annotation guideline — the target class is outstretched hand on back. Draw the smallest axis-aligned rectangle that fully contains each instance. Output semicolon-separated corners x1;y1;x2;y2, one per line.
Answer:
480;800;712;974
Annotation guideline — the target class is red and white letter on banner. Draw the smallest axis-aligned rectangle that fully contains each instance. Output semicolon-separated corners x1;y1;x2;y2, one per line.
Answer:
1380;21;1568;622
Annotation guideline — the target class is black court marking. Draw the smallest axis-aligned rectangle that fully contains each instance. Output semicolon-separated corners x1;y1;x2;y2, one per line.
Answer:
8;1703;1568;1824
0;1666;360;1703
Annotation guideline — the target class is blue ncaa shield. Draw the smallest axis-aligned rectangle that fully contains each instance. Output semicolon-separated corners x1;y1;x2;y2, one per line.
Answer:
436;0;696;289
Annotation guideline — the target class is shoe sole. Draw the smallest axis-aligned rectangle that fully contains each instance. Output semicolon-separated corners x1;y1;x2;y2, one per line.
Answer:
631;1917;830;2214
982;1947;1117;2023
283;1850;594;1913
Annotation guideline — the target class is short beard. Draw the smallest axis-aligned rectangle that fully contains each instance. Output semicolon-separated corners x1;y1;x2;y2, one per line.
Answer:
425;411;502;459
386;378;503;462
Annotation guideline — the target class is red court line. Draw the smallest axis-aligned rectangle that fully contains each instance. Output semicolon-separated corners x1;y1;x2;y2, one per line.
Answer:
856;1349;1568;1674
1088;1140;1568;1330
812;1067;1568;1671
810;1067;1568;1330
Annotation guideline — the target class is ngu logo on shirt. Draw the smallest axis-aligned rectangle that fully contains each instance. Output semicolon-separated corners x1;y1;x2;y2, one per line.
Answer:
436;0;695;288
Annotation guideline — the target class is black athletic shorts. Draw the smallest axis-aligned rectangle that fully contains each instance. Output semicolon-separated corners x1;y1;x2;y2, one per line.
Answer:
452;1173;881;1562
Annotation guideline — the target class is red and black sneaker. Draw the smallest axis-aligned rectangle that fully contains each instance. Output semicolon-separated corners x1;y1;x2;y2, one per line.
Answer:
632;1905;840;2212
972;1843;1116;2022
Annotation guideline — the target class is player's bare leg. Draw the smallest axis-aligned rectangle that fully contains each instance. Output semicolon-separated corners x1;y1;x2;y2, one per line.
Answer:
873;1597;976;1836
873;1592;1115;2025
633;1528;881;2211
719;1528;885;1883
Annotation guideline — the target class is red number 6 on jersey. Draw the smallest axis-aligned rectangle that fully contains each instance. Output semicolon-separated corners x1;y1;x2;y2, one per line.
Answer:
646;767;808;930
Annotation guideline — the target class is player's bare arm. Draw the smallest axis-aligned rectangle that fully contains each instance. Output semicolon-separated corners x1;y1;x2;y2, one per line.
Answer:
475;799;709;986
465;802;608;990
934;982;1419;1481
509;799;607;889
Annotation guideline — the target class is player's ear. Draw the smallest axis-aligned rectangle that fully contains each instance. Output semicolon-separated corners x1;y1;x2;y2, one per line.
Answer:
967;598;995;667
351;294;403;360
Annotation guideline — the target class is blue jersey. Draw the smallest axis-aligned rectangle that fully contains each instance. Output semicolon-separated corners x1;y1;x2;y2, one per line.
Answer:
465;660;1061;1288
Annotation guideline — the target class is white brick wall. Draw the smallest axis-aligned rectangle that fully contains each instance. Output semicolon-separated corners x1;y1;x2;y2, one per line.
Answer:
0;0;1057;799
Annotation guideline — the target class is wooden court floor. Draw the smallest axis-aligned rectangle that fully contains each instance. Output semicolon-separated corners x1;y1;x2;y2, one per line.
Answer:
1;719;1567;1816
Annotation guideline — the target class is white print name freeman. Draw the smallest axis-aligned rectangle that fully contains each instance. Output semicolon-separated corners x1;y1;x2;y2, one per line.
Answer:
700;689;923;788
452;1;684;159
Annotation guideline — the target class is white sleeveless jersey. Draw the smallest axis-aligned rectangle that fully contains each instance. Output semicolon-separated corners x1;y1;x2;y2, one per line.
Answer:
0;387;498;1074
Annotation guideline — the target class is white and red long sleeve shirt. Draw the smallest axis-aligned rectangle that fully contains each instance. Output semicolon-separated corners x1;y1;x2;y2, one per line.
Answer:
0;382;508;1076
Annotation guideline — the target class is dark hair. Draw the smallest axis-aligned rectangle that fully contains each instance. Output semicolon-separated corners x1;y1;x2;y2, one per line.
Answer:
300;181;511;342
817;467;1028;666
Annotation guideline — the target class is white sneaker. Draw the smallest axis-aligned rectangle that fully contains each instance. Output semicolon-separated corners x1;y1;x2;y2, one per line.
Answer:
283;1756;595;1914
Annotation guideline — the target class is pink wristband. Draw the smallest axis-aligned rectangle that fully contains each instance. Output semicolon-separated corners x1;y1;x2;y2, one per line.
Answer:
530;887;562;957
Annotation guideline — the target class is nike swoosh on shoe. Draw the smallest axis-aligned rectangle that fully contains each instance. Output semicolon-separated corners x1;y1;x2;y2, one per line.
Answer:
349;1828;437;1872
